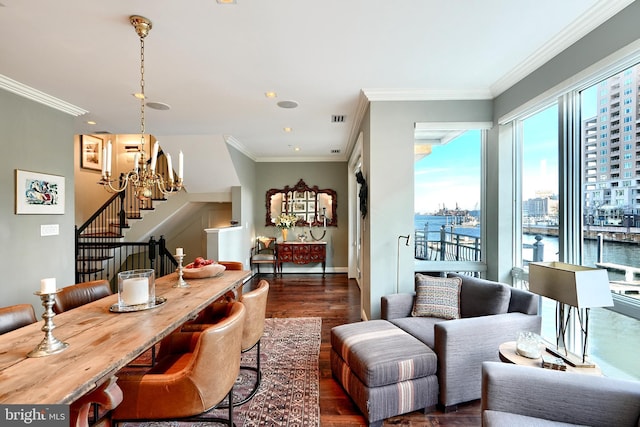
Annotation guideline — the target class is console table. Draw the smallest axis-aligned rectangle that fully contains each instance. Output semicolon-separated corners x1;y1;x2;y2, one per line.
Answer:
276;241;326;276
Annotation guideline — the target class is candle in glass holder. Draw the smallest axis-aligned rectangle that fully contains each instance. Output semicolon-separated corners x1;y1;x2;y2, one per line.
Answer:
40;278;56;294
121;277;149;305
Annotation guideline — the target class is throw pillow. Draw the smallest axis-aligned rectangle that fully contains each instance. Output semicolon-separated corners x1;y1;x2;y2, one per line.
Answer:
411;274;462;320
448;273;511;317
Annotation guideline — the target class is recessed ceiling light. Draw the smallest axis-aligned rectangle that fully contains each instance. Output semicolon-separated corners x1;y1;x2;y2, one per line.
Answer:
265;91;277;98
283;127;292;132
216;0;236;3
87;120;97;125
277;100;299;109
294;147;300;152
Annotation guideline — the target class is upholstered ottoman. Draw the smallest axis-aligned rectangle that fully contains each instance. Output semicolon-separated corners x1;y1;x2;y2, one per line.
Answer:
331;320;438;427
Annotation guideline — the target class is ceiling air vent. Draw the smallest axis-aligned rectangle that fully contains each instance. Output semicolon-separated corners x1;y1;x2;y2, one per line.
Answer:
330;149;341;154
331;115;346;123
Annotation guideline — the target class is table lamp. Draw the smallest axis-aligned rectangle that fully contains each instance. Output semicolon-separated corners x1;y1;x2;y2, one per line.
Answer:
528;261;613;368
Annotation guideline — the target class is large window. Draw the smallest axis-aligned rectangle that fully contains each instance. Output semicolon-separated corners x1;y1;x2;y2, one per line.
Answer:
513;62;640;380
414;129;483;266
520;105;559;267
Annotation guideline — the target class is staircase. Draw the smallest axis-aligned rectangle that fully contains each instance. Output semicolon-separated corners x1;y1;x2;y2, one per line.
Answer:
75;152;178;285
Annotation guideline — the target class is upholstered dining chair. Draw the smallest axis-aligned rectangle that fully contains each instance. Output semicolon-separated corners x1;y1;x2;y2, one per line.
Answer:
53;279;112;314
217;260;243;271
216;260;244;299
183;279;270;406
250;237;277;275
112;301;246;426
0;303;37;335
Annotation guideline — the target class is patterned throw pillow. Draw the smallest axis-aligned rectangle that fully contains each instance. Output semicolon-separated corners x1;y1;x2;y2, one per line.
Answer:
411;274;462;320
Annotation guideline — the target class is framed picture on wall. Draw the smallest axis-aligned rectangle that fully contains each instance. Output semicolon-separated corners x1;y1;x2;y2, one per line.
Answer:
80;135;103;171
15;169;65;214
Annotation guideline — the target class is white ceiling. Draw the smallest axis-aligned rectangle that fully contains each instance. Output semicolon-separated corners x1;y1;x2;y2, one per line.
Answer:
0;0;633;162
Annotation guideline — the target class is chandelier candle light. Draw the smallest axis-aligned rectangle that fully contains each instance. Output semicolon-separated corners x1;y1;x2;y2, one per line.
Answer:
99;15;184;199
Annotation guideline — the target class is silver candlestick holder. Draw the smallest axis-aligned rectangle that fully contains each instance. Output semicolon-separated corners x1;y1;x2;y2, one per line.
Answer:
174;253;190;288
27;291;69;358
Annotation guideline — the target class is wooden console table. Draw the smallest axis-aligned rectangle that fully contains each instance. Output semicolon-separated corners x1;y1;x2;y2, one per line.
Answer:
276;241;326;276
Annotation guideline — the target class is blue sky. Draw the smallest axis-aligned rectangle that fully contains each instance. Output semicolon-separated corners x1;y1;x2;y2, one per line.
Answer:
414;85;599;214
414;130;481;213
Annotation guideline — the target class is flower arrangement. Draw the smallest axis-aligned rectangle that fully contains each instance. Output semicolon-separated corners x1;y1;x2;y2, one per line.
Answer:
275;213;298;229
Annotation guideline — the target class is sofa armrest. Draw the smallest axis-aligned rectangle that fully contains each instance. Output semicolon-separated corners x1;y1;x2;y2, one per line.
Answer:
507;287;538;315
482;361;640;427
381;293;415;320
434;312;541;408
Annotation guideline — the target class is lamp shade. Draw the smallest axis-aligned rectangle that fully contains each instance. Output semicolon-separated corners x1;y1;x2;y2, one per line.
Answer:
529;262;614;309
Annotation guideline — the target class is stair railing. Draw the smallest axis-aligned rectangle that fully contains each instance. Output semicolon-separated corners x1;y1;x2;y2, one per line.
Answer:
75;235;177;287
75;150;178;284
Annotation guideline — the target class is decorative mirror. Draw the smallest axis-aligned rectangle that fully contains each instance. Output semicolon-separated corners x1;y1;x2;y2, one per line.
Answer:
265;179;337;227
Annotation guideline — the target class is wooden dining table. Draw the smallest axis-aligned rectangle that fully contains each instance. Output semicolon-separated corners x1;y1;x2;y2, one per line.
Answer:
0;269;250;406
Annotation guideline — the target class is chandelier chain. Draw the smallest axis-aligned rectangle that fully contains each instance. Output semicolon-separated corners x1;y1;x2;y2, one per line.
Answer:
99;15;183;199
140;37;145;139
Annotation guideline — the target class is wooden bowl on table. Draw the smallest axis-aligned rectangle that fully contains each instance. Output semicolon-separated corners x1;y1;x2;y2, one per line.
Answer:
182;262;226;279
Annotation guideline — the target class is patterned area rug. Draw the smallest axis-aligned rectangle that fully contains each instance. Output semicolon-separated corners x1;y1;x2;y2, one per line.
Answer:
119;317;321;427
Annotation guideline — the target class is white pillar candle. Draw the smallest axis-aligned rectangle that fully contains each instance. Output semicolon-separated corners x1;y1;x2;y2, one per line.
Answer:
176;247;183;256
166;153;174;182
122;278;149;305
178;150;184;179
106;141;112;175
101;146;107;177
150;141;159;173
40;278;56;294
133;153;140;174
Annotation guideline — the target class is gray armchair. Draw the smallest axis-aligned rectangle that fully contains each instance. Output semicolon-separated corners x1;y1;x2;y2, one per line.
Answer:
382;274;541;409
482;361;640;426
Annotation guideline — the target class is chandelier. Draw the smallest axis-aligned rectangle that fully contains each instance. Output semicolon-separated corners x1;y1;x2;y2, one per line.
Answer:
99;15;183;200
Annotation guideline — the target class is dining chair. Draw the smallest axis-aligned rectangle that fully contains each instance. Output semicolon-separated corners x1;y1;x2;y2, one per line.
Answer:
183;279;270;406
250;237;277;275
0;303;37;335
217;260;243;271
112;301;246;426
216;260;244;299
53;279;112;314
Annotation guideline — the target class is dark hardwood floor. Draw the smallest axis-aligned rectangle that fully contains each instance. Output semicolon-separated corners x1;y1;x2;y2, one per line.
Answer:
246;273;481;427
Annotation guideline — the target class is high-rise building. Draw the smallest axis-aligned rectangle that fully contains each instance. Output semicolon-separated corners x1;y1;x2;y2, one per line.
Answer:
582;64;640;226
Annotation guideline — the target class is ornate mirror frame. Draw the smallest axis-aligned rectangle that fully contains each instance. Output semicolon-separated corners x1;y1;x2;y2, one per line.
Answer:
265;179;337;227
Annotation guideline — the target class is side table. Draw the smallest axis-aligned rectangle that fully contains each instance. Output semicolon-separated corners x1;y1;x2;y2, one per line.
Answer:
498;341;602;376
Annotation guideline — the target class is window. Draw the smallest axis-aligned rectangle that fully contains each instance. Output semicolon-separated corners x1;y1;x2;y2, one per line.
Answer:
414;129;483;264
511;61;640;381
520;105;559;267
578;64;640;380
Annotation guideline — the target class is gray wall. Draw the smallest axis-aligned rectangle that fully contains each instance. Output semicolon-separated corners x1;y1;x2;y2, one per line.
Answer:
254;162;348;271
227;144;258;267
0;89;76;310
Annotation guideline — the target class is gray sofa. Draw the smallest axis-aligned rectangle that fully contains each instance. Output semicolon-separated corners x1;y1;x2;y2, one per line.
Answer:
482;361;640;426
381;273;541;410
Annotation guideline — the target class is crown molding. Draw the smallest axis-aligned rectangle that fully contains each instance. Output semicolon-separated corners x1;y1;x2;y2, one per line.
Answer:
361;88;492;101
255;155;347;163
224;134;257;162
0;74;88;116
490;0;635;96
